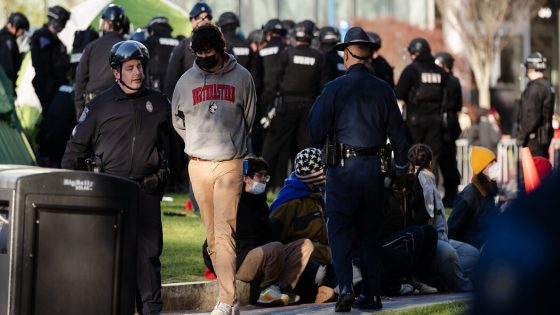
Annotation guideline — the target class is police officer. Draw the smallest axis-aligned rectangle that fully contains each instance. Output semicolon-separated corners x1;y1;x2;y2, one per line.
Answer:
70;27;99;81
218;12;253;71
396;37;447;181
164;1;212;98
308;27;408;312
318;26;345;82
367;32;394;89
435;51;462;206
262;20;325;192
30;5;71;111
144;16;179;93
62;40;171;314
0;12;29;92
74;4;127;119
517;52;555;158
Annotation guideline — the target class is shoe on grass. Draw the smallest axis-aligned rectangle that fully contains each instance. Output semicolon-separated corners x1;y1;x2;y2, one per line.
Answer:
257;284;289;306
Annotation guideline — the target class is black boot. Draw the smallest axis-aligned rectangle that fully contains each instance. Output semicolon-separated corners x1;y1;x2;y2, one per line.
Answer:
335;287;355;312
353;294;382;310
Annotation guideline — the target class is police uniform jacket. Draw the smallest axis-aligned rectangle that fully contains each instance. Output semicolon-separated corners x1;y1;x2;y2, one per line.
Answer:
273;44;326;101
395;53;447;115
62;84;171;180
74;31;124;117
445;74;462;139
259;36;288;105
308;63;408;167
145;33;179;93
322;47;345;83
371;55;394;89
30;25;70;105
0;27;22;91
517;77;554;146
164;37;195;98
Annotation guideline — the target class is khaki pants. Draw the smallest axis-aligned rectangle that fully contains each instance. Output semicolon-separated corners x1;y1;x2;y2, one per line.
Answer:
236;239;314;290
189;159;243;305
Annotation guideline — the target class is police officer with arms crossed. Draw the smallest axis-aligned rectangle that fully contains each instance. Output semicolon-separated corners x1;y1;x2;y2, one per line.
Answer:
262;20;325;192
517;52;555;158
30;5;71;111
396;38;447;182
0;12;29;92
308;27;408;312
74;4;127;119
164;1;212;98
62;40;172;315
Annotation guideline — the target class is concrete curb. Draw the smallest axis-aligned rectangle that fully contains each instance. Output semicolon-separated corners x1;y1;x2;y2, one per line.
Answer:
162;280;251;312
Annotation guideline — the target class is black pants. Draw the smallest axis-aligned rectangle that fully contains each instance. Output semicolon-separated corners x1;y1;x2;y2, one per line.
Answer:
407;113;443;183
440;134;461;204
136;189;163;314
262;102;312;191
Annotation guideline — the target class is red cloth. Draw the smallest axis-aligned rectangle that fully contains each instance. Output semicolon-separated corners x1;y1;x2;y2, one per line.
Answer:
533;156;552;181
204;267;216;280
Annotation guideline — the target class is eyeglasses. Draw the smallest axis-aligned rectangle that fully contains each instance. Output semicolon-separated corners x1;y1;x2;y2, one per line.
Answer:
253;172;270;183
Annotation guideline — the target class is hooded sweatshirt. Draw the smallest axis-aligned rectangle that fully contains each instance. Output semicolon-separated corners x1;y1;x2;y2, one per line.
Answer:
172;52;256;161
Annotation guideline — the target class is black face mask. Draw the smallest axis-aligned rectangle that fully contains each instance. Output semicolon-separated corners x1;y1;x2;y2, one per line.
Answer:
196;54;219;71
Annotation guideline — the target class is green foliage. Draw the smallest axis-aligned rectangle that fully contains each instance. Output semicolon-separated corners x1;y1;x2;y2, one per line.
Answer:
378;301;469;315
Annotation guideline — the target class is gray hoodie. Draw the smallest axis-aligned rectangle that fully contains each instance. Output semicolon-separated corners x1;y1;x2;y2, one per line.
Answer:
172;53;256;161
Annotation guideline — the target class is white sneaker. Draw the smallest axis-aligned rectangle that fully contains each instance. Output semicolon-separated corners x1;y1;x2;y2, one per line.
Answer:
410;280;438;294
211;301;240;315
399;283;415;295
257;284;289;306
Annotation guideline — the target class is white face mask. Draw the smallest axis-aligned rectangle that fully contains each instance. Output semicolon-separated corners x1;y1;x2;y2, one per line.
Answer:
485;162;500;181
249;180;266;195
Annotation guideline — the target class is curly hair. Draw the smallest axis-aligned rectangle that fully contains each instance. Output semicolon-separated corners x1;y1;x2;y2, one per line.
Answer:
190;22;225;54
408;143;433;172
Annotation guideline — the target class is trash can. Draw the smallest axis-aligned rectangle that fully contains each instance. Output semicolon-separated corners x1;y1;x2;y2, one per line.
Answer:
0;165;138;315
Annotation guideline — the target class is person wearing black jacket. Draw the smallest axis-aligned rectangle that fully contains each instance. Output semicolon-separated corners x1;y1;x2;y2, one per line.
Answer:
262;20;325;192
396;38;447;183
318;26;345;82
74;4;126;119
62;40;171;315
0;12;29;92
517;52;555;158
367;32;394;89
163;1;212;98
30;5;71;111
434;52;462;206
144;16;179;93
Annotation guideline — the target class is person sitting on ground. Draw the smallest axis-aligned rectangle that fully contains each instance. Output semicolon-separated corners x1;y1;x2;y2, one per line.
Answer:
268;148;337;304
448;146;500;250
202;156;313;307
408;143;479;292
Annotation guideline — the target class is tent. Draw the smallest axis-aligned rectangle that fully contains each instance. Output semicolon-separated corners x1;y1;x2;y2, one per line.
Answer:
16;0;190;114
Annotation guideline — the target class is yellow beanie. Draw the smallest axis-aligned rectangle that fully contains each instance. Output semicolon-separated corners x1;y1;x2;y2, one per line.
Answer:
470;146;496;175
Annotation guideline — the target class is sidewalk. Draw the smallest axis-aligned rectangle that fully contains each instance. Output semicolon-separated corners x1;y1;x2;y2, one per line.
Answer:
163;292;471;315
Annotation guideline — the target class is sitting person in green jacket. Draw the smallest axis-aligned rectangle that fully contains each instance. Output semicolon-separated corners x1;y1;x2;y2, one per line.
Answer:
269;148;336;304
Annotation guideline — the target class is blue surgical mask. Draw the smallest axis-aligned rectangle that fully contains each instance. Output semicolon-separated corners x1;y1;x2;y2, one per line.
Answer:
249;180;266;195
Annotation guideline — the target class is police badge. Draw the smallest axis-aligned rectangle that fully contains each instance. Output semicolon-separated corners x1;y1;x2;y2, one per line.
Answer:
146;101;153;113
209;102;218;114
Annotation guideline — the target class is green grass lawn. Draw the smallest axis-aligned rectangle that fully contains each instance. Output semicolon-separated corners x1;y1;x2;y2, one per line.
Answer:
378;301;469;315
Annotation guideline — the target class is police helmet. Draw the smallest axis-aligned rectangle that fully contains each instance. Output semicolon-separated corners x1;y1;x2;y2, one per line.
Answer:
148;16;173;34
189;1;213;20
318;26;340;45
190;23;226;54
282;20;295;33
262;19;286;36
248;29;263;44
367;32;382;49
524;52;547;71
110;40;150;69
294;20;316;42
407;37;430;54
47;6;71;31
217;12;239;29
434;52;454;70
101;4;126;30
8;12;30;31
131;28;148;42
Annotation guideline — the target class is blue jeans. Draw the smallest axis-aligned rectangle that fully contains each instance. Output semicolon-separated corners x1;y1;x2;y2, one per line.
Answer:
433;239;480;292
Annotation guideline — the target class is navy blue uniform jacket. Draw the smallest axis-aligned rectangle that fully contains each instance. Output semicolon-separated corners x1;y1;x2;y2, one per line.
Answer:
307;63;408;168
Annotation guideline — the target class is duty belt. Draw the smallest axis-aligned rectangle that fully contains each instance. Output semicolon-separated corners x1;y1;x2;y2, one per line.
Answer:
342;146;380;159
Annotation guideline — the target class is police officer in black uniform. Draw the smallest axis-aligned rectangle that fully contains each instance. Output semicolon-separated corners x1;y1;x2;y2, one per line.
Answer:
62;40;171;314
396;37;447;181
74;4;127;119
30;5;71;111
308;27;408;312
318;26;345;82
144;16;179;93
262;20;325;191
164;1;212;98
70;27;99;81
367;32;394;89
517;52;555;158
0;12;29;92
435;51;462;206
218;12;253;71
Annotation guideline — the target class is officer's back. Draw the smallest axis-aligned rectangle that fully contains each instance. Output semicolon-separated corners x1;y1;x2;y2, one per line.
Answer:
259;19;289;104
144;16;179;93
218;12;253;71
318;26;345;82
